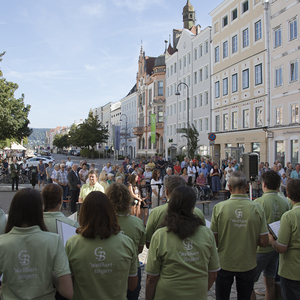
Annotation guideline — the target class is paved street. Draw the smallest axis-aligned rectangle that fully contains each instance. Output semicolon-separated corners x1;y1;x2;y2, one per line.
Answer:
0;153;266;299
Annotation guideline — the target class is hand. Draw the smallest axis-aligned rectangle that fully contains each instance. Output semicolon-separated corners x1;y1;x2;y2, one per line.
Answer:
77;184;81;188
268;233;274;244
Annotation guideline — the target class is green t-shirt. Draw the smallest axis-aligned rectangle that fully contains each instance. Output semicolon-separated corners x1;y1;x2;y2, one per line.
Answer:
277;203;300;280
43;211;79;234
0;209;6;235
117;213;146;264
255;190;290;253
146;226;220;300
210;194;268;272
145;202;206;243
79;182;105;201
0;226;70;300
278;192;293;209
65;233;137;300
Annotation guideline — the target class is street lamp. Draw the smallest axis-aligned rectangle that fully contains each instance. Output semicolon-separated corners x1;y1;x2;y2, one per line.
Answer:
120;114;128;157
175;82;190;159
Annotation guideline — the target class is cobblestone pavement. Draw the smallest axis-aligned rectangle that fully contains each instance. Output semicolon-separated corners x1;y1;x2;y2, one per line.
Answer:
138;246;266;300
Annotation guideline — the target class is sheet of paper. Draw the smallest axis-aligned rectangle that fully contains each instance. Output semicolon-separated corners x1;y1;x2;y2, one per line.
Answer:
268;221;280;239
56;220;77;246
68;212;77;221
205;219;211;228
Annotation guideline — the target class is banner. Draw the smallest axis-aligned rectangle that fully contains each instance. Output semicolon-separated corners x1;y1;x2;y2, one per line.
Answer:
113;125;120;151
151;114;156;143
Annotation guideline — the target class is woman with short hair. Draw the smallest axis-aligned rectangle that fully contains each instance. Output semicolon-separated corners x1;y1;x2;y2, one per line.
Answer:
151;169;163;208
99;171;109;192
42;183;79;232
65;191;138;300
0;189;73;299
106;183;145;300
146;186;220;300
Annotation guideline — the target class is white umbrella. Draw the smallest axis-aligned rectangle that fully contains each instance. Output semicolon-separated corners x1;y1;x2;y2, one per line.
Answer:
10;142;26;150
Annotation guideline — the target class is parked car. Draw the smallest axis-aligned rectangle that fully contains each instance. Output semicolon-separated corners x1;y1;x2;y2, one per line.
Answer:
74;150;81;156
17;157;53;168
39;155;55;164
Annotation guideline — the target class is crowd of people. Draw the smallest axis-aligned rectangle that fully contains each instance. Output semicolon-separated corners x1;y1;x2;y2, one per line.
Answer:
0;154;300;300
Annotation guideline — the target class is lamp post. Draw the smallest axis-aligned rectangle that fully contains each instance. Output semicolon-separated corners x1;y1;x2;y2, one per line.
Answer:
120;114;128;157
175;82;190;159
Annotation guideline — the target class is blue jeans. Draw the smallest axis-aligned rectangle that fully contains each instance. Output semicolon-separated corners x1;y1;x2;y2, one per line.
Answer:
281;277;300;300
127;266;141;300
216;268;256;300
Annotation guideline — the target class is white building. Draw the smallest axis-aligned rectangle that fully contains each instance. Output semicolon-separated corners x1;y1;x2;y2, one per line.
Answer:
110;101;122;153
165;2;211;159
120;86;137;158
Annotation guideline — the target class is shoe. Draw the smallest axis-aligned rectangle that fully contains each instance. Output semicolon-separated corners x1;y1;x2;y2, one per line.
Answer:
255;287;266;296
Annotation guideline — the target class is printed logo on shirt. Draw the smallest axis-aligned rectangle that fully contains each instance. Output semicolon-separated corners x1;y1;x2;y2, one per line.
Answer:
183;238;193;251
235;209;243;219
18;250;30;266
274;203;278;212
94;247;106;261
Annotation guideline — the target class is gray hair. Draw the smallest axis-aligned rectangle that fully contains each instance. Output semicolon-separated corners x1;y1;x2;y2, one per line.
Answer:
164;175;186;195
228;171;247;190
166;167;172;172
107;173;114;179
116;176;122;182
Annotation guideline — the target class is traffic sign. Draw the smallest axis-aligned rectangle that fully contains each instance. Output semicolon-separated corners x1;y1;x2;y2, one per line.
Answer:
208;133;216;141
105;146;109;150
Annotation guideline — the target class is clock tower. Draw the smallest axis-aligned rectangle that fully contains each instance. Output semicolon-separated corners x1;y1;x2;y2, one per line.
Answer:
182;0;195;30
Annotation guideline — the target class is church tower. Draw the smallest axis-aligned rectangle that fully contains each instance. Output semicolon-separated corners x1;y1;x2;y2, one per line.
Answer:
182;0;195;30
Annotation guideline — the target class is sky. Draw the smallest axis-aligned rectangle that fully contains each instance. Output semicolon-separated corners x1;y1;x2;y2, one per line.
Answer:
1;0;221;128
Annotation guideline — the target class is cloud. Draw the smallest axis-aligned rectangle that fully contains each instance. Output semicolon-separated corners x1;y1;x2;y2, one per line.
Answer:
112;0;164;12
81;3;106;16
8;70;71;80
85;64;97;71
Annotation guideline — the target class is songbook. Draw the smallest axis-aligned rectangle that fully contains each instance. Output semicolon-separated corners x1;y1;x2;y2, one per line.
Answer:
267;221;280;240
68;212;78;222
205;219;211;228
56;220;77;246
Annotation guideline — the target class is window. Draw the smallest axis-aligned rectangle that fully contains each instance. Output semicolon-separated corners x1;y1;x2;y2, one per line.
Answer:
223;113;229;130
199;94;203;106
167;87;169;97
289;18;298;41
170;65;173;76
243;109;249;128
223;41;228;58
179;102;182;113
194;72;197;84
199;44;203;57
275;67;282;87
183;56;186;67
183;100;186;111
274;27;281;48
170;105;173;116
205;92;209;105
255;106;263;127
232;35;238;53
205;118;209;131
167;106;169;116
242;0;249;13
149;89;152;102
194;96;197;108
187;75;191;87
205;40;209;54
188;53;191;65
242;69;249;89
167;68;169;78
290;61;298;82
232;8;237;20
232;112;238;129
170;85;173;96
170;126;172;135
291;105;299;123
179;59;182;70
194;48;197;60
243;28;249;47
214;22;219;33
255;20;262;41
253;142;261;162
216;115;220;131
205;66;209;79
223;16;228;27
232;73;238;93
215;46;220;62
158;106;163;122
174;104;176;114
291;140;299;166
223;78;228;95
174;63;177;73
199;69;203;82
215;81;220;98
199;119;203;131
158;81;163;95
255;64;262;85
275;141;285;165
275;107;282;125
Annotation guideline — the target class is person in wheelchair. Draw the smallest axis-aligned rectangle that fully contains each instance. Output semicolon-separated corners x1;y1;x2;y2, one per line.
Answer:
196;173;210;198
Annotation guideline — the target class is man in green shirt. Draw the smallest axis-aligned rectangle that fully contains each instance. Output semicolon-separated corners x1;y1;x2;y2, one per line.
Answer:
269;179;300;300
145;175;205;248
252;170;290;300
211;171;269;300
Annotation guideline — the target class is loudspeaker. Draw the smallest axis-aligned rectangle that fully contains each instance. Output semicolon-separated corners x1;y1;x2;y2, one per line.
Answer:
240;153;259;181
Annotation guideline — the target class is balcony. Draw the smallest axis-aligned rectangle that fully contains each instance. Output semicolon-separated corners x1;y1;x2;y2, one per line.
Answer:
133;122;164;135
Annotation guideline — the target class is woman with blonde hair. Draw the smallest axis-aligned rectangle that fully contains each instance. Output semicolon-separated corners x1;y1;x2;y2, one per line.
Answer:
127;174;143;216
99;171;109;192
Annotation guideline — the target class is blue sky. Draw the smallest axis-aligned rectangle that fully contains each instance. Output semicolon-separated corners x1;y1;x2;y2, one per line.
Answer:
1;0;221;128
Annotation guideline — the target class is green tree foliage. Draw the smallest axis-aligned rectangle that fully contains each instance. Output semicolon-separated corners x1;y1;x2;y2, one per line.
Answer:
53;134;70;150
182;124;200;158
68;112;109;158
0;52;32;143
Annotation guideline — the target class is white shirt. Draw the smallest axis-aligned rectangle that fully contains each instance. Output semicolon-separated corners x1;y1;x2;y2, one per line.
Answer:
151;179;163;197
66;160;73;168
187;166;196;177
103;166;112;174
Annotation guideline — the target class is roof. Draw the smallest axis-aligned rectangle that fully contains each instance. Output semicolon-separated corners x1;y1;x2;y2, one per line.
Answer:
145;57;156;75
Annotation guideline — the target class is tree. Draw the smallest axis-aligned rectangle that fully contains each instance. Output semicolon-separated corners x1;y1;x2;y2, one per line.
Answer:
182;124;200;158
53;134;69;151
68;112;109;158
0;52;32;143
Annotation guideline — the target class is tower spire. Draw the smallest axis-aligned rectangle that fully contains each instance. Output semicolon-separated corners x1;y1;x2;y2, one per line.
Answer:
182;0;195;30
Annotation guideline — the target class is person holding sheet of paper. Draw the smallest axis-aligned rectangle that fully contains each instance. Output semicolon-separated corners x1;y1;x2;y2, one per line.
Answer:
0;189;73;300
251;170;290;300
42;184;79;233
145;175;205;249
269;179;300;300
65;191;138;300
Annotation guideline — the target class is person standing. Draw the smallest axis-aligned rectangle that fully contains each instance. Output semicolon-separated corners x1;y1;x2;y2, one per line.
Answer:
210;171;269;300
65;157;73;168
68;164;81;213
187;161;196;182
37;159;45;190
46;161;54;184
210;164;221;199
151;170;163;208
290;163;300;179
10;158;20;191
55;164;69;202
